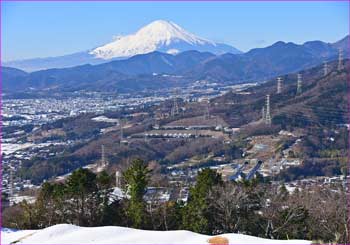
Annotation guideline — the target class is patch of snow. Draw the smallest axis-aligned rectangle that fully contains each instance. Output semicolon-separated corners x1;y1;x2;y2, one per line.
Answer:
1;143;34;155
1;224;311;244
10;195;36;205
285;185;298;194
110;187;128;202
167;49;180;54
92;116;119;123
279;130;295;137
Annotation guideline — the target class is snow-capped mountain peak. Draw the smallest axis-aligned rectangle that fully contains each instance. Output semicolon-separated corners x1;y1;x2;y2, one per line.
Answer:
4;20;241;71
134;20;215;46
90;20;239;60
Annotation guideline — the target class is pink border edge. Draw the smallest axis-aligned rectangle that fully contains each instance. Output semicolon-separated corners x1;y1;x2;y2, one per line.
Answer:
0;0;349;245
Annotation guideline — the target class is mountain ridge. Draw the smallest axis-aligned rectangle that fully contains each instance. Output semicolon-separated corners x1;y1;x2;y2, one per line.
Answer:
4;20;241;71
3;35;348;93
91;20;241;59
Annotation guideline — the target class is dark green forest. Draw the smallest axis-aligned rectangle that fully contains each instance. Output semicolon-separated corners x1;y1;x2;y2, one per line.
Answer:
3;159;348;244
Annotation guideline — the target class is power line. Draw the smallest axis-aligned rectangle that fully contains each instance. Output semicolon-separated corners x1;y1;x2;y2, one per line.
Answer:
278;108;348;116
284;105;349;114
276;110;348;124
274;103;349;113
276;109;348;119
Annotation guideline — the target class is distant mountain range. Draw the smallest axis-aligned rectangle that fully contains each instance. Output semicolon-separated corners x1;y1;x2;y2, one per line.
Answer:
3;34;348;94
4;20;241;72
191;35;349;82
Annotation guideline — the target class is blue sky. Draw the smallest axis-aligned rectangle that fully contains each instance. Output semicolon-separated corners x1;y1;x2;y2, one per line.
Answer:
1;1;349;61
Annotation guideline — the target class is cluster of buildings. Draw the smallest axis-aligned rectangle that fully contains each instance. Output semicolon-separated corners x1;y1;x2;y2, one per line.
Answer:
1;83;244;207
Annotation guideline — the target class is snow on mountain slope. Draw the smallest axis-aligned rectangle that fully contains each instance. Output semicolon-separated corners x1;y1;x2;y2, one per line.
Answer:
91;20;241;59
2;224;311;244
5;20;240;71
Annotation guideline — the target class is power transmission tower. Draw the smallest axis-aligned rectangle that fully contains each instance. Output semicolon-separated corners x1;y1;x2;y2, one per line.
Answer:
115;170;121;188
338;48;343;71
9;166;14;206
153;117;160;129
277;77;282;94
262;106;266;121
171;89;179;117
265;94;271;125
120;119;124;144
203;98;210;119
296;73;302;94
323;62;329;76
100;144;108;167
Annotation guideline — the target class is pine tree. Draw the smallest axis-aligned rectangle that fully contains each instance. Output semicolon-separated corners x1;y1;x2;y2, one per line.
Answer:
66;168;98;226
35;182;65;227
96;170;114;225
123;158;151;229
182;168;222;234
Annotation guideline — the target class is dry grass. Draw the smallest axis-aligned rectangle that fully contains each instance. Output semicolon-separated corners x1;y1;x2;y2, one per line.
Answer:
208;236;229;244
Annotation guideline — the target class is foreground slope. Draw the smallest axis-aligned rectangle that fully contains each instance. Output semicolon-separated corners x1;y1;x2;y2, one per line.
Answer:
1;224;311;244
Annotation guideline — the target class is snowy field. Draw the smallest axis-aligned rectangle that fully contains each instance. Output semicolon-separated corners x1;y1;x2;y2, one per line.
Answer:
1;224;311;244
1;143;34;155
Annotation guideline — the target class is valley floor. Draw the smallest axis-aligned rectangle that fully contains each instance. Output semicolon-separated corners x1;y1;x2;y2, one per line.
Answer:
1;224;311;244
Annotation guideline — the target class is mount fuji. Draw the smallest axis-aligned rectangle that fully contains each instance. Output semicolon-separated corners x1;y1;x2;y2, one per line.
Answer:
91;20;241;59
5;20;241;71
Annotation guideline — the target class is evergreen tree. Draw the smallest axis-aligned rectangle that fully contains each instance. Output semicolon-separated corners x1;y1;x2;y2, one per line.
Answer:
96;171;118;226
35;182;66;227
66;168;98;226
20;200;38;229
1;192;9;211
123;158;151;229
182;168;222;234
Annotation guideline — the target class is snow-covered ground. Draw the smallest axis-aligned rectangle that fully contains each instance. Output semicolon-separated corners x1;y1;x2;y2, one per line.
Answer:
91;116;119;123
1;143;34;155
1;224;311;244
